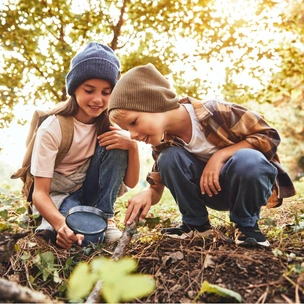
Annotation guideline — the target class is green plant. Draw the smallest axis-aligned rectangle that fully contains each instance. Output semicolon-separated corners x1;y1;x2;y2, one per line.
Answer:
67;256;155;303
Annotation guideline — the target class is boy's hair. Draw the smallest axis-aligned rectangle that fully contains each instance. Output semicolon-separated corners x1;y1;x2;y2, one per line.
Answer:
108;63;180;113
108;108;127;125
66;42;120;95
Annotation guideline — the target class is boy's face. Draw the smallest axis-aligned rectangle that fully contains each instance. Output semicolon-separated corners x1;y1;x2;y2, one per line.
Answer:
114;110;166;146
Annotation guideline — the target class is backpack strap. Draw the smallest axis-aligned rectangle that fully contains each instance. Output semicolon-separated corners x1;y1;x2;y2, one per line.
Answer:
55;115;74;168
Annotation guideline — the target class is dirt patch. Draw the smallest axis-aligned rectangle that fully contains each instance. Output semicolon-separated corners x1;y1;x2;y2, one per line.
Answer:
126;231;303;303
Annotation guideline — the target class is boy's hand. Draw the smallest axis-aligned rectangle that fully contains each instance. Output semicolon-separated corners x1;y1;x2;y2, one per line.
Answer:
98;125;136;151
124;191;153;225
56;224;84;250
200;153;224;197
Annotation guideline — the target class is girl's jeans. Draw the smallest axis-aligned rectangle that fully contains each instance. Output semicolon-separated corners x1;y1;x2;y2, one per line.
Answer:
59;145;127;244
158;147;278;228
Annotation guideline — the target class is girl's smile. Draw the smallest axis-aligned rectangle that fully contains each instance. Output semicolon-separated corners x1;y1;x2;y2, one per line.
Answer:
74;79;112;124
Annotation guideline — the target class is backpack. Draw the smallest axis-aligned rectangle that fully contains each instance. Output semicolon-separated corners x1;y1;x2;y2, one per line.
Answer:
11;109;74;202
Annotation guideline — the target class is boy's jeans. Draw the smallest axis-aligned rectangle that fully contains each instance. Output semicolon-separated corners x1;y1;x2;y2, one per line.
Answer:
157;147;278;228
59;145;127;244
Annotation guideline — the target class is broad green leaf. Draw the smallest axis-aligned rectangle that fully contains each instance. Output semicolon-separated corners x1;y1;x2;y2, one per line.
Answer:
91;257;137;280
119;275;156;301
102;274;155;303
67;262;97;301
40;251;55;265
197;280;242;303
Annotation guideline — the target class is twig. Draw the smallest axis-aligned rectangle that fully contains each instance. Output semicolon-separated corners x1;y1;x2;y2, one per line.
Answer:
0;278;63;303
112;215;139;261
283;274;304;295
85;215;139;303
85;280;103;304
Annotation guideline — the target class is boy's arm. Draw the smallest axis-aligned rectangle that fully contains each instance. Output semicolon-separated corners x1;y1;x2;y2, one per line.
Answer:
32;177;84;249
124;184;164;225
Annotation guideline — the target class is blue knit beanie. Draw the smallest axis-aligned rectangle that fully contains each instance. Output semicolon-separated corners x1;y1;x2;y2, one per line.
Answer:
66;42;120;95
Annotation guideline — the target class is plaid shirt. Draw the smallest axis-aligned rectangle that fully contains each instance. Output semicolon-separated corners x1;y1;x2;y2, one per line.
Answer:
147;97;296;208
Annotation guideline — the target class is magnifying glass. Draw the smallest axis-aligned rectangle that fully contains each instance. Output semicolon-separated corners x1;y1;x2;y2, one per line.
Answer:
65;206;108;235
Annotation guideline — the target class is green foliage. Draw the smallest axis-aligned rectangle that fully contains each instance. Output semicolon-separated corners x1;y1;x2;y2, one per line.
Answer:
0;187;28;232
194;280;242;303
67;256;156;303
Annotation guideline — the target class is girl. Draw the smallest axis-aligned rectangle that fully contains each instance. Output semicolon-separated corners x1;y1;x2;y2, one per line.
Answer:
31;42;140;250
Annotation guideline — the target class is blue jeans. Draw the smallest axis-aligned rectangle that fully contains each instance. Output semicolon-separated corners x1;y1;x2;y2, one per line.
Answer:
59;145;128;245
157;147;277;228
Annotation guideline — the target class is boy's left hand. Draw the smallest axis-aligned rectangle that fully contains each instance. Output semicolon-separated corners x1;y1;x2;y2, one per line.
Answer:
98;125;136;150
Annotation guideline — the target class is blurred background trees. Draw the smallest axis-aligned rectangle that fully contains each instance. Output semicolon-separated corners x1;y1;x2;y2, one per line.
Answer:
0;0;303;178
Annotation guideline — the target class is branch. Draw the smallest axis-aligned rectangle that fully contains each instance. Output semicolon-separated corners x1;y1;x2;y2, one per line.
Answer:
0;278;63;303
112;215;139;261
85;215;139;303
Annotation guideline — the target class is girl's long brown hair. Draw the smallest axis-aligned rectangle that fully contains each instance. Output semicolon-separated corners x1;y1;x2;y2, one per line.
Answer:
51;95;110;135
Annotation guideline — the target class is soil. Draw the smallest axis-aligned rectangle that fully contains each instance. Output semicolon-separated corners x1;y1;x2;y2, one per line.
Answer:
126;234;303;303
1;202;304;303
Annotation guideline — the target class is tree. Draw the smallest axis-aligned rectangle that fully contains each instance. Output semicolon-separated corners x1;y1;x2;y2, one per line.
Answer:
0;0;302;133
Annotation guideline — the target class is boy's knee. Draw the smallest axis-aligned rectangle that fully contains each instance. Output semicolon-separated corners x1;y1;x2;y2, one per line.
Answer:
158;147;185;170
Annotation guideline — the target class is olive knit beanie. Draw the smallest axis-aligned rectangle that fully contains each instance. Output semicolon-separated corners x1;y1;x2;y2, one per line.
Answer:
108;63;180;113
66;42;120;95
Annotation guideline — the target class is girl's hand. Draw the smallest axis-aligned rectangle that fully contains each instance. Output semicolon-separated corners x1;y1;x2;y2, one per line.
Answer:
97;125;136;151
56;224;84;250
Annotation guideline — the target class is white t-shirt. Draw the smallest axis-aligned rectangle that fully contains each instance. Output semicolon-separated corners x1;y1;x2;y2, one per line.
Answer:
31;115;97;178
178;104;219;162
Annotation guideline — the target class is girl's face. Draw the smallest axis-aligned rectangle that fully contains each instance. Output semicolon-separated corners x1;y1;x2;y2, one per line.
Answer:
74;79;112;124
115;110;166;146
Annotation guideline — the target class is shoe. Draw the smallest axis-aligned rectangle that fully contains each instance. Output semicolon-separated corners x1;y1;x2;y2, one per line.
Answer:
105;218;122;243
235;223;270;247
161;221;212;239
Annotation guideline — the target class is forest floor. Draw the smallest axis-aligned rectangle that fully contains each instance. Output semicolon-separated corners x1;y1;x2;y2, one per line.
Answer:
1;183;304;303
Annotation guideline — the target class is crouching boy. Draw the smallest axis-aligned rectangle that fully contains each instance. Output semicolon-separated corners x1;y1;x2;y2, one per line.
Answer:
108;63;296;247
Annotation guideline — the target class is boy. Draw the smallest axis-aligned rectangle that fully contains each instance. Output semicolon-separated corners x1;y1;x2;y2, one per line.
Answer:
108;63;295;247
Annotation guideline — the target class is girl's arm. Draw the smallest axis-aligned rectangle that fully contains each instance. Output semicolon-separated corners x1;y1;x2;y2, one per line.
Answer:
98;125;140;188
32;177;84;249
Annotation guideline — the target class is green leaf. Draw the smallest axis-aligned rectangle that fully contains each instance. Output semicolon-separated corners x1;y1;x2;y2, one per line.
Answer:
0;209;8;220
119;275;156;301
196;280;242;303
67;262;97;301
40;251;55;265
0;222;12;231
42;269;50;281
91;257;137;280
16;207;27;214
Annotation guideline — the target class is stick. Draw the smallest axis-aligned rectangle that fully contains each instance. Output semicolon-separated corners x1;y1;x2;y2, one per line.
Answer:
0;278;63;303
85;215;139;303
112;215;139;261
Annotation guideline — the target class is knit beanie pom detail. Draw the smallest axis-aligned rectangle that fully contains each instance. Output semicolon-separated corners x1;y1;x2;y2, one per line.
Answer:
66;42;120;95
108;63;180;113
